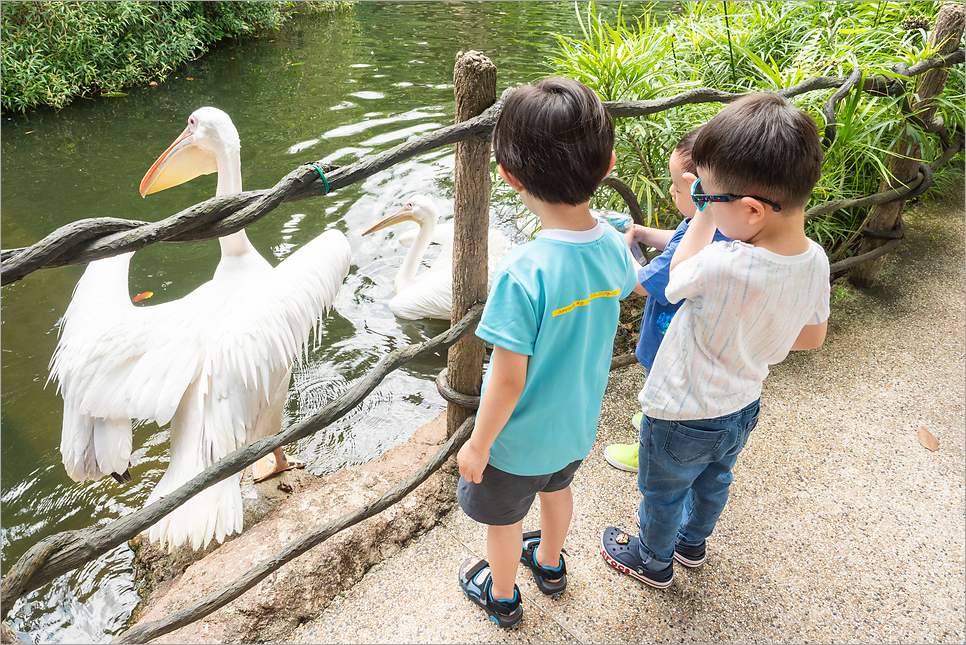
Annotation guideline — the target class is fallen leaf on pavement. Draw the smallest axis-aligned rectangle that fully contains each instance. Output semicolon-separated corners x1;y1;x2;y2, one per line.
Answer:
918;426;939;451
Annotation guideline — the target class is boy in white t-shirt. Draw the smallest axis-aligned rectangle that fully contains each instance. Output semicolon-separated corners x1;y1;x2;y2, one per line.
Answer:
601;92;831;588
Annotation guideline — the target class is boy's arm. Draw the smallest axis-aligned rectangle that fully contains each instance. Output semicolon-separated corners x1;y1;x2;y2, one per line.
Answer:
670;208;716;271
624;225;675;296
790;320;828;350
457;345;529;483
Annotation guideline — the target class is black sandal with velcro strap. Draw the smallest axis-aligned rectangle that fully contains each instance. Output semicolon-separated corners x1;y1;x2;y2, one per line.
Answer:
520;530;567;595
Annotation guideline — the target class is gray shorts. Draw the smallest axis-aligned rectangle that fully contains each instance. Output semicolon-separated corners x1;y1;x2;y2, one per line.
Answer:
457;460;583;526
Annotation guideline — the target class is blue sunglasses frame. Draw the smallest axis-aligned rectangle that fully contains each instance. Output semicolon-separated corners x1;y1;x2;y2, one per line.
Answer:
690;179;782;212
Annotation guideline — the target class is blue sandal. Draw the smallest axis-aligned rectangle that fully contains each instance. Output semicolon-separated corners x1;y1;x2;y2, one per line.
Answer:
458;558;523;628
520;531;567;595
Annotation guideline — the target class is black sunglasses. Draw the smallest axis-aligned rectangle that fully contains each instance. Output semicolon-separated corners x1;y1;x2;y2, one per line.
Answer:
690;179;782;212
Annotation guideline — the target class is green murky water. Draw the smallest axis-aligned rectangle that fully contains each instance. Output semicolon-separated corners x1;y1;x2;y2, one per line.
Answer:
0;3;665;641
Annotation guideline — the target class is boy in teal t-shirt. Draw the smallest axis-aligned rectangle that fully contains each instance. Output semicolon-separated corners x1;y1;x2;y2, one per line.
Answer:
456;78;637;628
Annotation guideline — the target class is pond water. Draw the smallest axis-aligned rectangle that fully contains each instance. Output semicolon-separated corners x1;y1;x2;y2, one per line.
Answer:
0;2;666;641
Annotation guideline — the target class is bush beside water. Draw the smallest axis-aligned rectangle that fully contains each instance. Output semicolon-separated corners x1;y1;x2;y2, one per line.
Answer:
0;1;344;114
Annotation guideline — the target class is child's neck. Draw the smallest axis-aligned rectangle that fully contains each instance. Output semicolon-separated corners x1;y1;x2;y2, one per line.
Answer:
747;207;811;256
531;200;598;232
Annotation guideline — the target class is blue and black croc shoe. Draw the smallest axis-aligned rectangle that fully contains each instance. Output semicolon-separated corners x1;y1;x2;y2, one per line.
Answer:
458;558;523;628
520;530;567;595
600;526;673;589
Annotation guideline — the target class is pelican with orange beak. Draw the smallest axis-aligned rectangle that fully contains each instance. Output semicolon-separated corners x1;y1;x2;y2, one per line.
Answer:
49;107;351;551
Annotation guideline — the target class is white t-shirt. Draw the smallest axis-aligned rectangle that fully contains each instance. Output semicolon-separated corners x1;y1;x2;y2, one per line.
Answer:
640;239;830;420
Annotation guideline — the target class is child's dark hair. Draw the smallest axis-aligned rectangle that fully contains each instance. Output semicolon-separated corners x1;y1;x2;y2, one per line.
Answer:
492;78;614;206
692;93;823;210
674;126;702;175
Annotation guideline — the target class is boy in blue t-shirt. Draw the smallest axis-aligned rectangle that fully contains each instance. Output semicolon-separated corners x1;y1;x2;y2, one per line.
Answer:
604;128;730;473
456;78;637;628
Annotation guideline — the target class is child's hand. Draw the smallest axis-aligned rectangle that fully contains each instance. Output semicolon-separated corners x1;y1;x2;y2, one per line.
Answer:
457;439;490;484
624;224;648;247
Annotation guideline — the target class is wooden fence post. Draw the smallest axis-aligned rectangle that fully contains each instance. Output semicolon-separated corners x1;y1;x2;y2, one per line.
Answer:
849;3;964;287
448;51;496;438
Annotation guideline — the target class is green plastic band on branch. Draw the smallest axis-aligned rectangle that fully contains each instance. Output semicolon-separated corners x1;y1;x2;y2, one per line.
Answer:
311;164;329;194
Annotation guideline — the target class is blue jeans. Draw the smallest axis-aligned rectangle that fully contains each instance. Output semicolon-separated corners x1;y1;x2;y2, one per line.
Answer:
637;399;760;568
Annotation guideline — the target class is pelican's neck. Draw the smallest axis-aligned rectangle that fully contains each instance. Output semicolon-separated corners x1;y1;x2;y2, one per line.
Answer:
213;139;257;258
396;217;436;293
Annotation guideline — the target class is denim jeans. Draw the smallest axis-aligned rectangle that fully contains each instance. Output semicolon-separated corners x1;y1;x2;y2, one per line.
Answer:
637;399;760;567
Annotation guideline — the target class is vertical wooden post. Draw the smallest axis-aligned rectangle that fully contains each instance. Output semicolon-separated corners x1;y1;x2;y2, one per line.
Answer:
448;51;496;438
849;3;964;287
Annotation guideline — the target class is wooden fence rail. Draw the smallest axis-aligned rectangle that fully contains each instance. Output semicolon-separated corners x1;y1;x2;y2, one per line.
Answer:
2;48;962;286
1;35;964;644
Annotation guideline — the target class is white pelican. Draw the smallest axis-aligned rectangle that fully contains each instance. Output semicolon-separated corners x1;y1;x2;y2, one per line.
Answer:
48;107;352;551
363;195;506;321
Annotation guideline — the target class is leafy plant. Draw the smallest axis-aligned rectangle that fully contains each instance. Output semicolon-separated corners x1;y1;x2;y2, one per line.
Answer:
0;2;346;113
538;1;964;262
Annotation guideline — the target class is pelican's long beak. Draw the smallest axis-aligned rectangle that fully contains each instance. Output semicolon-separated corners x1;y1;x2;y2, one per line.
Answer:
362;205;417;236
139;126;218;197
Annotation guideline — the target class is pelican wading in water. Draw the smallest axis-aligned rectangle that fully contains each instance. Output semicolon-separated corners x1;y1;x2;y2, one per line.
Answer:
363;195;506;320
48;107;352;551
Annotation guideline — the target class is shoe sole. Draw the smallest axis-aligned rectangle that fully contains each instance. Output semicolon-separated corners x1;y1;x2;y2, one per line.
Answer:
672;551;706;567
603;449;638;473
599;534;673;589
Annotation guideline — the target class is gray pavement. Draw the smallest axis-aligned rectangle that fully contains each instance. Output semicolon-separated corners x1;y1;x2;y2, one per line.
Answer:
291;185;965;644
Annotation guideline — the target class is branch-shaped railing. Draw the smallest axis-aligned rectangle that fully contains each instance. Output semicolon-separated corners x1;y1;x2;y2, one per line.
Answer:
1;43;963;644
2;48;962;286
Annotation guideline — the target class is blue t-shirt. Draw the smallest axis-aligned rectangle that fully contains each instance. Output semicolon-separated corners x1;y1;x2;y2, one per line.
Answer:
476;224;638;476
635;219;730;371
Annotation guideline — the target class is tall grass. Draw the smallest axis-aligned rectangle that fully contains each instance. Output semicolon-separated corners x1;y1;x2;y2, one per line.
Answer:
547;1;964;261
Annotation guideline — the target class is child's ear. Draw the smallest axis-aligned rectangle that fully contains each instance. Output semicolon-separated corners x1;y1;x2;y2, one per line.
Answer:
605;151;617;177
742;197;768;225
498;164;525;194
682;171;698;185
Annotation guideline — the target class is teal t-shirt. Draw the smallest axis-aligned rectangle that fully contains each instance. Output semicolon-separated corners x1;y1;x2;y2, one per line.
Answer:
476;223;637;476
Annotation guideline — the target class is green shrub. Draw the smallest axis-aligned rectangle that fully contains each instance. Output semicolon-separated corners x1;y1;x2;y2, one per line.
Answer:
0;1;292;113
548;1;964;261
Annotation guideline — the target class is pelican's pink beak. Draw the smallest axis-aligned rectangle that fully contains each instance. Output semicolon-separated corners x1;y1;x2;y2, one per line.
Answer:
362;204;417;236
139;126;217;197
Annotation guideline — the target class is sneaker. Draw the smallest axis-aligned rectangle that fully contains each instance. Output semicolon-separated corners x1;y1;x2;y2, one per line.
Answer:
633;509;707;568
630;411;643;430
600;527;673;588
673;540;707;568
604;443;638;472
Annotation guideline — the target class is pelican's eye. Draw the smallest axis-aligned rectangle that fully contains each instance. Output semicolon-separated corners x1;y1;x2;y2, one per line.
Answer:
188;115;198;129
405;202;414;209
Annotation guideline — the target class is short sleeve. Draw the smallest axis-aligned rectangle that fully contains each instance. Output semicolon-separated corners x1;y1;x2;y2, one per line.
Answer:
639;248;674;306
476;269;538;356
621;245;638;299
665;249;708;305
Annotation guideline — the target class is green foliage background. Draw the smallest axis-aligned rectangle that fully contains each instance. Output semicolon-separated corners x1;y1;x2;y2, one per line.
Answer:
0;1;341;113
546;1;964;261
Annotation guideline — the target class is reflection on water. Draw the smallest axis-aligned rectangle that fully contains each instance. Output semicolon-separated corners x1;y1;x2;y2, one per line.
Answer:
0;2;661;641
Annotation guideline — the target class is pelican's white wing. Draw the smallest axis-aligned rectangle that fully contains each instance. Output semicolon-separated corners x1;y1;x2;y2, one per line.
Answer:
50;253;207;481
203;228;351;451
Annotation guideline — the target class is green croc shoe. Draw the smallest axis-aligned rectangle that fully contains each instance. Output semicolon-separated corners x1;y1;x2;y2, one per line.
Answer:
604;443;639;472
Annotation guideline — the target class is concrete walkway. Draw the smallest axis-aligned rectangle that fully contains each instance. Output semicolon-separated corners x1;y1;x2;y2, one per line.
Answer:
291;186;965;644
